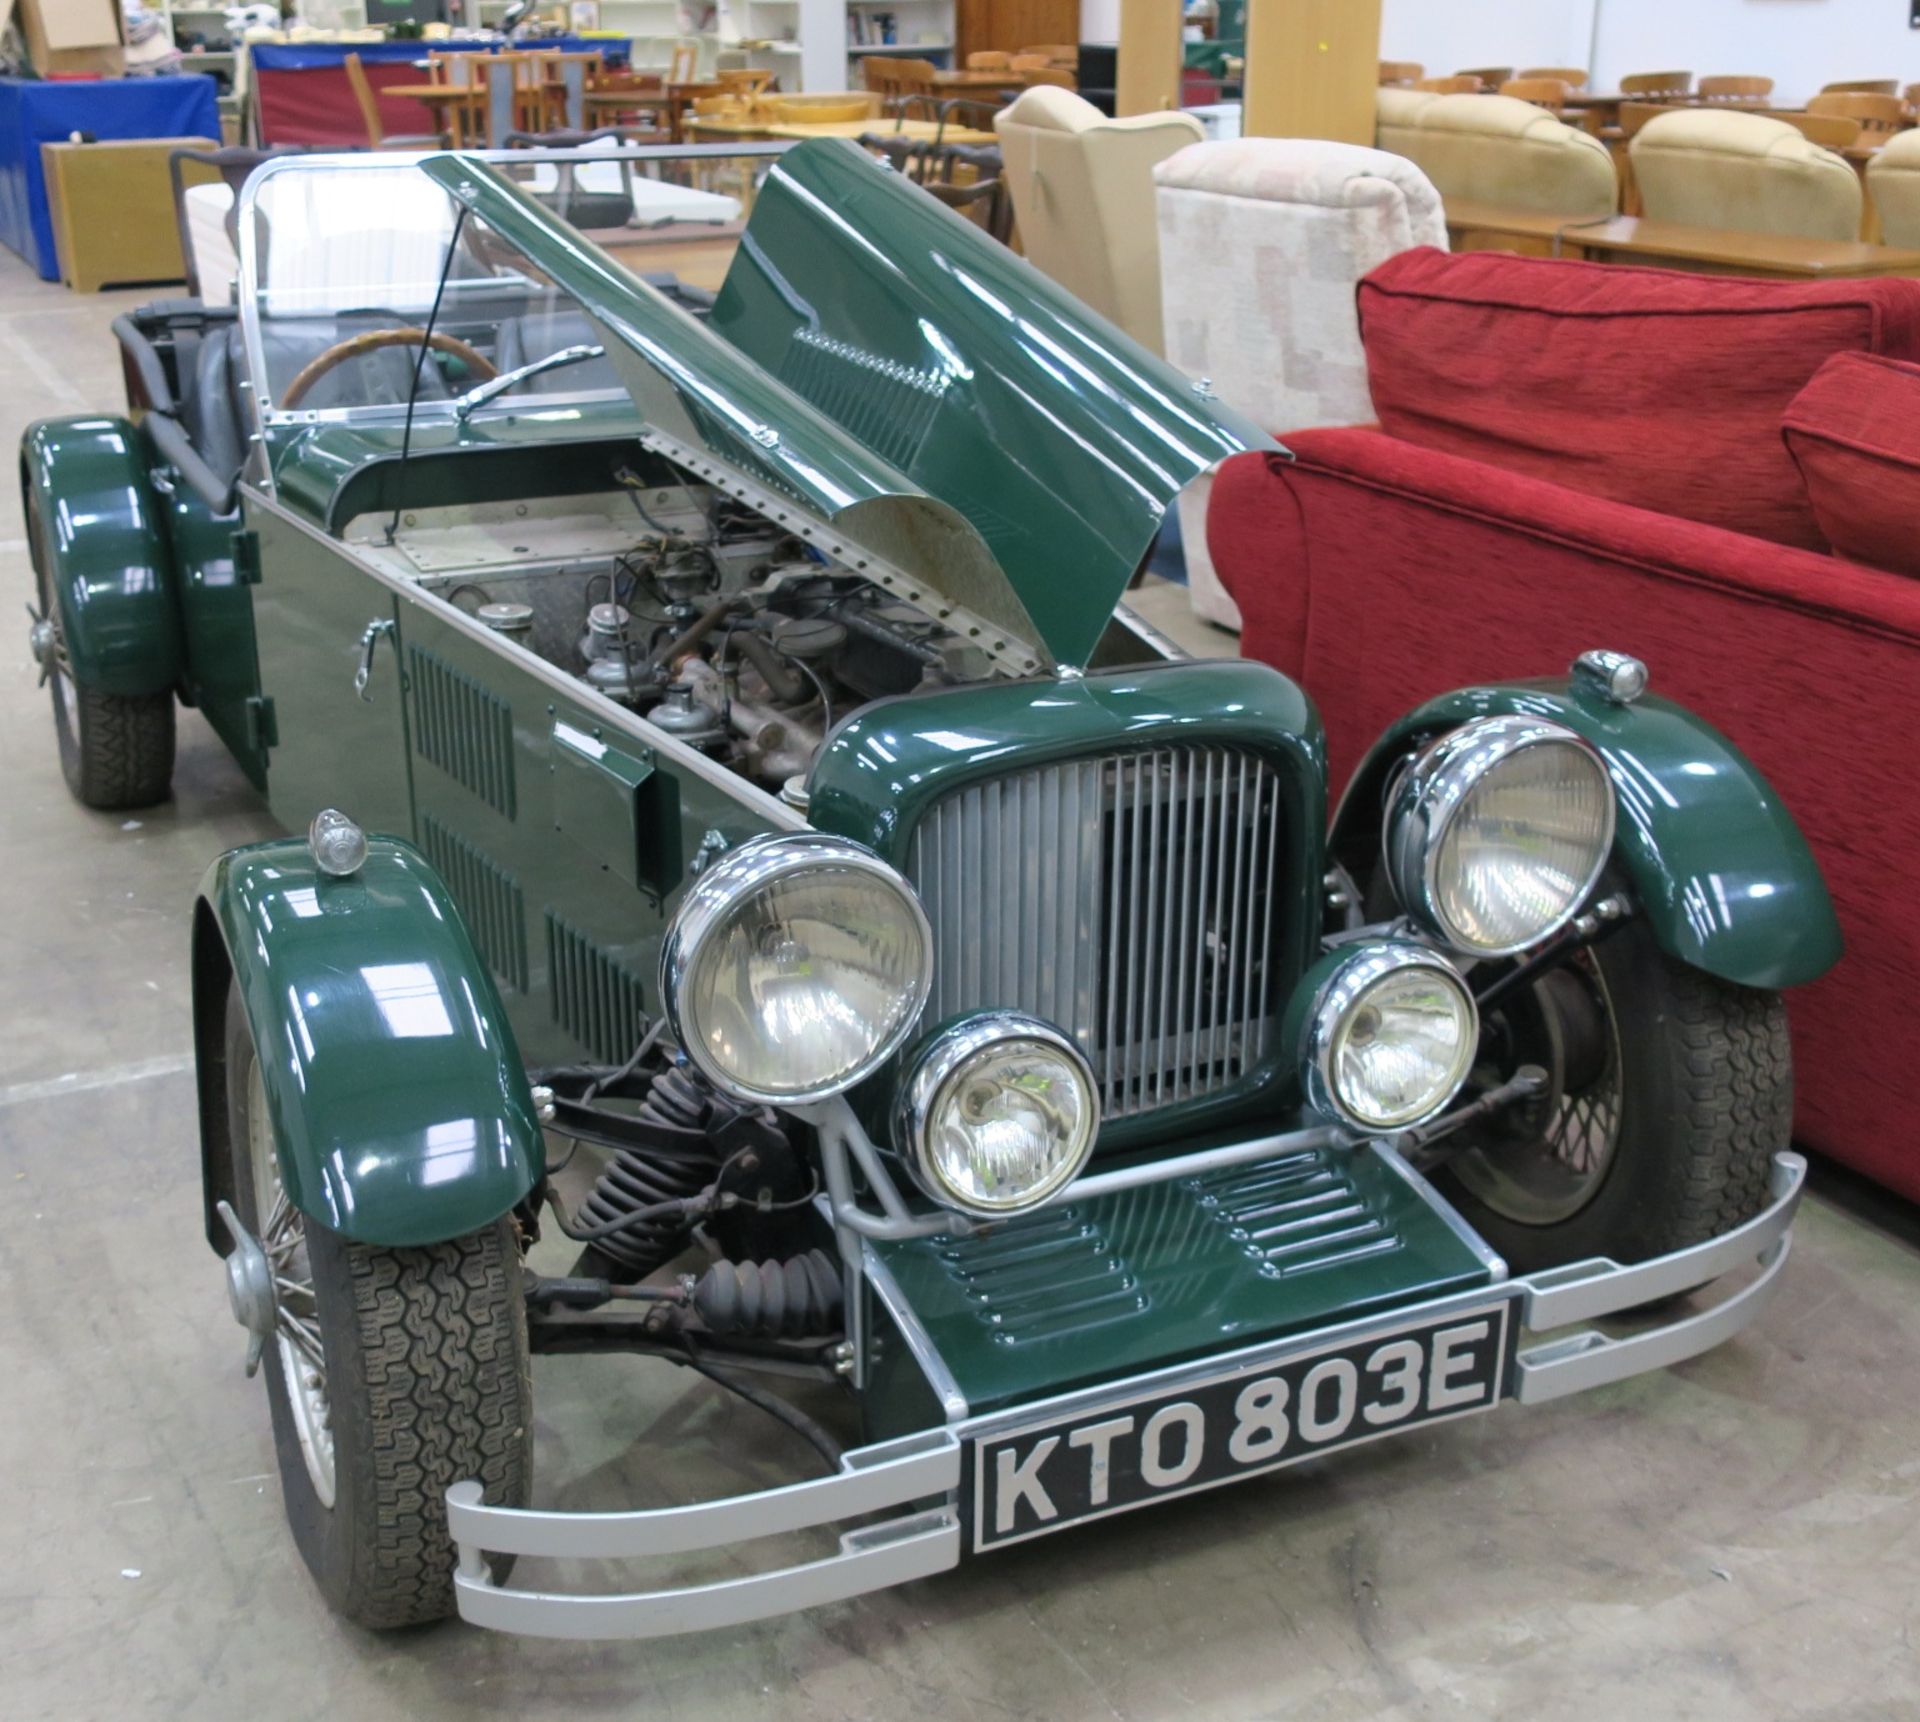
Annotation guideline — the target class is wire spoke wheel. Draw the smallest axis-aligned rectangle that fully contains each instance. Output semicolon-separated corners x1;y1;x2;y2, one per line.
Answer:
246;1061;336;1506
1452;949;1624;1227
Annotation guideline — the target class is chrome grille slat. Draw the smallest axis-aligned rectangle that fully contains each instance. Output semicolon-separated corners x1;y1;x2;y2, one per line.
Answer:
908;747;1282;1121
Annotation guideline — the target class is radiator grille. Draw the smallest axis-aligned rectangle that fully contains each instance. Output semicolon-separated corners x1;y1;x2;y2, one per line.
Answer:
545;913;648;1065
408;645;517;819
908;748;1284;1120
420;815;527;993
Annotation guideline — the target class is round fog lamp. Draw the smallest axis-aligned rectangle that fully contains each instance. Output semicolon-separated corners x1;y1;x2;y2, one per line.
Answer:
896;1013;1098;1217
660;833;932;1105
1303;944;1477;1133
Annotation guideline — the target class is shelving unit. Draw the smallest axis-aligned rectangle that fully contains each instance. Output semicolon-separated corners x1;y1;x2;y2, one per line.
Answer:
843;0;957;83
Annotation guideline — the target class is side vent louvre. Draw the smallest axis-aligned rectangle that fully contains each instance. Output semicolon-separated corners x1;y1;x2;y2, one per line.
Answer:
545;913;648;1065
408;645;517;819
420;815;527;992
779;328;948;473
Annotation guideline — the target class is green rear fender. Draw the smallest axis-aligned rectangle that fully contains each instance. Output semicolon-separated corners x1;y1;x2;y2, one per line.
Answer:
1333;680;1841;991
192;834;546;1250
22;416;183;697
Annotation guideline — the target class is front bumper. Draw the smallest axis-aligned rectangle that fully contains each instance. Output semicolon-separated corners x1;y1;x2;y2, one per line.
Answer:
448;1150;1805;1640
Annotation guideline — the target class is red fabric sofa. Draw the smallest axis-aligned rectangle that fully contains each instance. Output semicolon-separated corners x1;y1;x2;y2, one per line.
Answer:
1210;246;1920;1201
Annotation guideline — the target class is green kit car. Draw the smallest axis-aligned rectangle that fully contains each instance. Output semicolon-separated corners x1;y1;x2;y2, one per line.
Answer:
24;142;1839;1639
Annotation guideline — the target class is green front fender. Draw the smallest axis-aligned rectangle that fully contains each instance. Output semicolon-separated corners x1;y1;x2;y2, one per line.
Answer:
22;415;183;697
1333;680;1842;991
192;834;545;1250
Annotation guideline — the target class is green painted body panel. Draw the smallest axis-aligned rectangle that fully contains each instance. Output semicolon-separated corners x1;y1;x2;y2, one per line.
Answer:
810;658;1328;1148
22;415;183;697
199;834;545;1247
868;1136;1499;1422
163;484;267;787
1336;679;1842;991
246;499;416;841
425;143;1278;669
266;398;649;531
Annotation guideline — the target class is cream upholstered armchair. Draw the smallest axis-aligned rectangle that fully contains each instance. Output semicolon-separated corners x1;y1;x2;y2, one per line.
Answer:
1154;140;1446;629
1631;108;1862;240
994;87;1203;353
1375;88;1616;216
1867;128;1920;247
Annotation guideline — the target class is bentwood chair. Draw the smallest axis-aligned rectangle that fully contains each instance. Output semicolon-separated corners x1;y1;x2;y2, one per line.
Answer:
1807;92;1909;141
1821;79;1900;97
1378;61;1424;87
1415;76;1481;95
1697;75;1775;105
1518;67;1588;90
1455;66;1514;93
1773;111;1864;152
1499;78;1572;115
1620;71;1693;102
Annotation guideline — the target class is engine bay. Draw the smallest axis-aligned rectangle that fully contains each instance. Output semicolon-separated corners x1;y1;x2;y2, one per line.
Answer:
347;462;1015;796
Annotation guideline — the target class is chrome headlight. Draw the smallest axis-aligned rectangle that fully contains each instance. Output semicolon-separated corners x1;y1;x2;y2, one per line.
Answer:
1302;943;1477;1132
660;834;932;1105
1384;716;1615;957
895;1013;1099;1217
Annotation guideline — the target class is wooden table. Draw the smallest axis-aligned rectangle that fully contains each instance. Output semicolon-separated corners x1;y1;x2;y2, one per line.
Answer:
1444;199;1920;277
686;116;996;147
387;82;487;145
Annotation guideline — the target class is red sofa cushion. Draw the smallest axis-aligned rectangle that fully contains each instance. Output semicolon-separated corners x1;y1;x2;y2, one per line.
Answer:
1210;428;1920;1201
1781;350;1920;579
1356;247;1920;552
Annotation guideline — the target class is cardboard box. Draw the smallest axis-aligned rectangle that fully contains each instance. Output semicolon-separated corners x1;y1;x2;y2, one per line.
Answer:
0;0;128;79
41;136;219;292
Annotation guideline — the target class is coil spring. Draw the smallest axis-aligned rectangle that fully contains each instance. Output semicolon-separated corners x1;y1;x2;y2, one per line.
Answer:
691;1249;843;1337
574;1066;727;1276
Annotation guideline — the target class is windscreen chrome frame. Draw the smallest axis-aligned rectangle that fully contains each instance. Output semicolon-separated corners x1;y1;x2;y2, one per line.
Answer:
233;143;791;484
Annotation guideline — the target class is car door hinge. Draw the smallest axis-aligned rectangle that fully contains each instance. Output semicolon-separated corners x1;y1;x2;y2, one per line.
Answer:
245;694;278;751
232;529;262;585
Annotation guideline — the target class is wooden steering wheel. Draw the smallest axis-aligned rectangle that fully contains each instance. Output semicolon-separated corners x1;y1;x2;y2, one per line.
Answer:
278;326;498;411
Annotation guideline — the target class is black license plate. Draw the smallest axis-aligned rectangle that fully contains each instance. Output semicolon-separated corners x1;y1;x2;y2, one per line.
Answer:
972;1301;1514;1550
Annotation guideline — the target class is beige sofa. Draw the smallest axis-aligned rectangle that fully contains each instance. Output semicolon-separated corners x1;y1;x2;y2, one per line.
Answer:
1155;139;1447;629
1374;89;1616;217
994;87;1204;353
1868;127;1920;248
1631;108;1862;241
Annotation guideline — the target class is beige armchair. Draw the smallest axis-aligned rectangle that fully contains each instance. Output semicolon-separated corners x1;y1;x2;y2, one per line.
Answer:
1374;90;1616;217
994;87;1204;353
1868;127;1920;248
1155;140;1446;629
1630;108;1861;241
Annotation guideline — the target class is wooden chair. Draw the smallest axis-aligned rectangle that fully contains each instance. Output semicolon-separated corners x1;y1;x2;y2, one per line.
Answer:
1620;70;1693;101
343;51;447;150
1415;76;1480;95
1807;91;1908;140
1697;75;1773;105
864;55;943;122
532;50;604;132
669;42;698;86
1378;61;1423;87
1499;77;1571;115
1020;67;1078;91
716;68;775;96
1018;45;1078;67
1907;83;1920;119
1772;110;1863;152
1617;101;1675;139
1455;66;1513;92
1822;79;1899;96
967;51;1013;71
1518;66;1587;90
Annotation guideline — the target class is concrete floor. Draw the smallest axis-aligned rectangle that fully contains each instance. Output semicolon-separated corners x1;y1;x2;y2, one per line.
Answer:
2;247;1919;1722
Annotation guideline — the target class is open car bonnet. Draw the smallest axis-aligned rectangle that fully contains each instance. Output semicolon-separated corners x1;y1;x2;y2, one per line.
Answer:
424;143;1279;671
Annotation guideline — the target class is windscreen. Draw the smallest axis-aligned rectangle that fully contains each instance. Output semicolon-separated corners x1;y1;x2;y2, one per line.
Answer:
241;152;744;420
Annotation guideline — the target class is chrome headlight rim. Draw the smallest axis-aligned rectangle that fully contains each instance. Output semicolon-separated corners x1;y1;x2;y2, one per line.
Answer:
1303;942;1479;1133
894;1010;1100;1219
1383;715;1616;959
659;831;934;1107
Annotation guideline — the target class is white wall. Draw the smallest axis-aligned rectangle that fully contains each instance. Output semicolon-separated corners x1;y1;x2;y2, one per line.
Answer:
1379;0;1597;79
1082;0;1120;43
1591;0;1920;106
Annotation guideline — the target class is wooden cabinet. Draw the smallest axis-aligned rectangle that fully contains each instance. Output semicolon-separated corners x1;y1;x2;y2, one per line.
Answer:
959;0;1080;64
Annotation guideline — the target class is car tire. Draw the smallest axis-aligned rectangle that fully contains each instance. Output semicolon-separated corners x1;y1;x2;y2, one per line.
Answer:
220;984;533;1629
28;487;174;810
1433;916;1792;1274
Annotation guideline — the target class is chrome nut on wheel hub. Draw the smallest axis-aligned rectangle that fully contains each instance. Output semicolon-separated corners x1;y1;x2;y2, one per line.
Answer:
27;613;55;671
215;1199;278;1378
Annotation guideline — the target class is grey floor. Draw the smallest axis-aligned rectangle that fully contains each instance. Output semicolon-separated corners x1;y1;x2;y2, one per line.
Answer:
2;249;1918;1722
